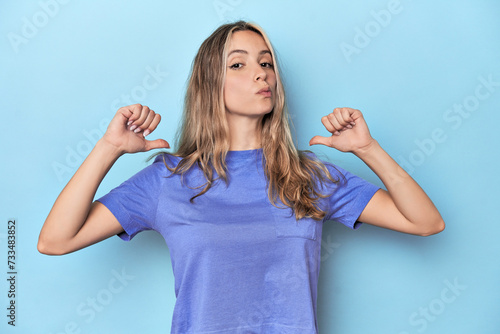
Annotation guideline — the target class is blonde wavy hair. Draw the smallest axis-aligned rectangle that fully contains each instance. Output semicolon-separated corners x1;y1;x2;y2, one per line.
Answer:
164;20;338;220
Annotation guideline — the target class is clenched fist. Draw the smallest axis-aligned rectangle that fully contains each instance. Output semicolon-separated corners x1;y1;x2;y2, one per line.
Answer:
309;107;375;154
101;104;170;154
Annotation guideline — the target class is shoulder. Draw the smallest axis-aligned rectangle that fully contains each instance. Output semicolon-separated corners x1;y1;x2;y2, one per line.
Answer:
151;152;182;169
123;153;181;185
149;152;205;183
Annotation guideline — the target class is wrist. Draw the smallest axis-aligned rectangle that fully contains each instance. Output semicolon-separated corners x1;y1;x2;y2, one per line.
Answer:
95;137;125;159
353;139;380;159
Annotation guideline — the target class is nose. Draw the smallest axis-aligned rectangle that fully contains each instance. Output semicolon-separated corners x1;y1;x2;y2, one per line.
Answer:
254;64;267;81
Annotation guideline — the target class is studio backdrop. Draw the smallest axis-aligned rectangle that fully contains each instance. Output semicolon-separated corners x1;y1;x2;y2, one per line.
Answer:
1;0;499;333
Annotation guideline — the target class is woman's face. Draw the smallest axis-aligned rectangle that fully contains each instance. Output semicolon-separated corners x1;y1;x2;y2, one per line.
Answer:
223;30;277;120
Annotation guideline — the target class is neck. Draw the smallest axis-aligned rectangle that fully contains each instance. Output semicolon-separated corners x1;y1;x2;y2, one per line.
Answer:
226;113;263;151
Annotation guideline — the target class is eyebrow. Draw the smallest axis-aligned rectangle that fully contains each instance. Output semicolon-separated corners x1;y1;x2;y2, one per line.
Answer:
227;49;272;58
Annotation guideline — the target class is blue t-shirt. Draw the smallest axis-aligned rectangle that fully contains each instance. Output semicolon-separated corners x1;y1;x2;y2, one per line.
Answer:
97;149;379;333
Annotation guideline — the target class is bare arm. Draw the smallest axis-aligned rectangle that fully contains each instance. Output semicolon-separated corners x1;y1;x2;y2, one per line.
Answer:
38;104;169;255
310;107;445;236
354;140;444;236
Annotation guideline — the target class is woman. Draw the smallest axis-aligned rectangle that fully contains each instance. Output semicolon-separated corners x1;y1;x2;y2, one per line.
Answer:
38;20;444;333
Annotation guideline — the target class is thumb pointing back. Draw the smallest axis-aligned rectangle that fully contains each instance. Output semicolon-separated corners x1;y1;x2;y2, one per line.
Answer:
309;135;331;147
144;139;170;151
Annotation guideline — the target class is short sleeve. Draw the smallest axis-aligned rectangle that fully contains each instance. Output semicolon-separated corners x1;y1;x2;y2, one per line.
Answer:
323;163;380;230
96;155;167;241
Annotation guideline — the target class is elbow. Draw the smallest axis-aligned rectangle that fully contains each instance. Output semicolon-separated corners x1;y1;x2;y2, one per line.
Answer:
37;239;67;256
418;219;445;237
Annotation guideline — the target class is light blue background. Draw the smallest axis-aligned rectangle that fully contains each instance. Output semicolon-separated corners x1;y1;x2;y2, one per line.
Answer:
1;0;499;333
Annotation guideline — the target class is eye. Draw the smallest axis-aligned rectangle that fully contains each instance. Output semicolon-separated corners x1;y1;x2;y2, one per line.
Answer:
230;63;243;69
261;62;274;68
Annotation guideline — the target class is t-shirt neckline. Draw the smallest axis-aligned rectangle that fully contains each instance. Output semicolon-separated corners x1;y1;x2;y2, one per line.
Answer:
226;148;263;161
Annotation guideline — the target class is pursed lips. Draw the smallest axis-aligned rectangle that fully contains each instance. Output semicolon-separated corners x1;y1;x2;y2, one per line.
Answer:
257;87;271;96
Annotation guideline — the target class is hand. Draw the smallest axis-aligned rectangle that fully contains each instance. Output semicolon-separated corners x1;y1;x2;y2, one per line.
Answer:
101;104;170;154
309;107;375;154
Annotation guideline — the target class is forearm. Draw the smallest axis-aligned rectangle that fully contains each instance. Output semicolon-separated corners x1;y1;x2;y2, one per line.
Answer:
354;140;444;230
39;139;121;246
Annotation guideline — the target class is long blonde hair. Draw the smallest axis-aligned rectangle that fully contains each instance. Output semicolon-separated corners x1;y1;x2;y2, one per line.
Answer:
165;20;338;220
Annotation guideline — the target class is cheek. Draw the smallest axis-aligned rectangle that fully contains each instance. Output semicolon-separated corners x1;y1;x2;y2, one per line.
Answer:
271;73;277;88
223;80;233;105
224;76;245;102
270;74;278;97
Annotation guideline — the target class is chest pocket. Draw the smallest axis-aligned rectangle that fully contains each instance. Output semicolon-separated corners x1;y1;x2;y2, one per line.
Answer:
272;207;319;241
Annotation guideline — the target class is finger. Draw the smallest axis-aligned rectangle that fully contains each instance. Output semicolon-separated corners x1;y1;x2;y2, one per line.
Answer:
143;114;161;137
341;107;356;121
123;104;144;125
134;109;156;134
134;105;151;127
326;113;343;135
348;108;362;125
144;139;170;151
335;108;353;128
321;116;336;134
116;105;135;124
128;104;149;127
309;135;332;146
